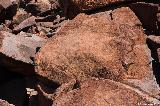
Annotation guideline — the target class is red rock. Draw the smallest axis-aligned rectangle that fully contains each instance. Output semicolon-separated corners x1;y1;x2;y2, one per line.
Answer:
53;78;160;106
35;7;159;97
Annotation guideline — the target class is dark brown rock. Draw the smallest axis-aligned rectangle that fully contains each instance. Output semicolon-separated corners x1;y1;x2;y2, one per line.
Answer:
0;0;20;22
35;7;159;97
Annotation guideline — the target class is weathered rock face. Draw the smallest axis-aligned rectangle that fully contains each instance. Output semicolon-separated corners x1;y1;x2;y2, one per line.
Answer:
35;7;159;96
53;78;160;106
0;31;46;75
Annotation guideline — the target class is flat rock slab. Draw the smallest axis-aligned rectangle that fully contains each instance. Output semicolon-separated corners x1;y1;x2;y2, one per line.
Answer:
0;31;46;64
0;31;46;75
35;7;159;97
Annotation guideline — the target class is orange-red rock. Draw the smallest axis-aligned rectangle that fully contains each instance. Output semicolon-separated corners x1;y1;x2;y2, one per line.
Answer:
35;7;159;97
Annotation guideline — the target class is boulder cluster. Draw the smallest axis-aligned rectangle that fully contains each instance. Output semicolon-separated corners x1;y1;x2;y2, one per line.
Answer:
0;0;160;106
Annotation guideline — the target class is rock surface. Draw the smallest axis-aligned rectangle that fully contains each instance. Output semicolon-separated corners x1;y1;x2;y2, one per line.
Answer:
0;0;160;106
0;31;46;75
35;7;159;97
53;78;160;106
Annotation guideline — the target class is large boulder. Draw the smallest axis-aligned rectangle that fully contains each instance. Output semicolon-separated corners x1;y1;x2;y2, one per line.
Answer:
35;7;159;97
53;78;160;106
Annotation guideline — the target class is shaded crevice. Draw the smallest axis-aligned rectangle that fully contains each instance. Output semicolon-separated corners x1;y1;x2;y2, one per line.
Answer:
36;75;61;94
146;38;160;85
73;80;81;90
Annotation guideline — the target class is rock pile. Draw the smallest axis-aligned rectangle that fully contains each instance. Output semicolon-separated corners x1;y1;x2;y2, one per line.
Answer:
0;0;160;106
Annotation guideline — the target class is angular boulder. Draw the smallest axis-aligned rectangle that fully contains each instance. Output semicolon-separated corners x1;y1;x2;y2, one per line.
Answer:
35;7;159;96
0;31;46;75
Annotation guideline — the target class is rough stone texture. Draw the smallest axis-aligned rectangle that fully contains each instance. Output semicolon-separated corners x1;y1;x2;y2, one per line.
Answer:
0;31;46;75
129;2;160;32
35;7;159;97
53;78;160;106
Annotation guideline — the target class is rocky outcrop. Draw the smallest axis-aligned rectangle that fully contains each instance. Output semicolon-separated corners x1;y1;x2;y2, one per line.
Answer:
35;7;159;98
